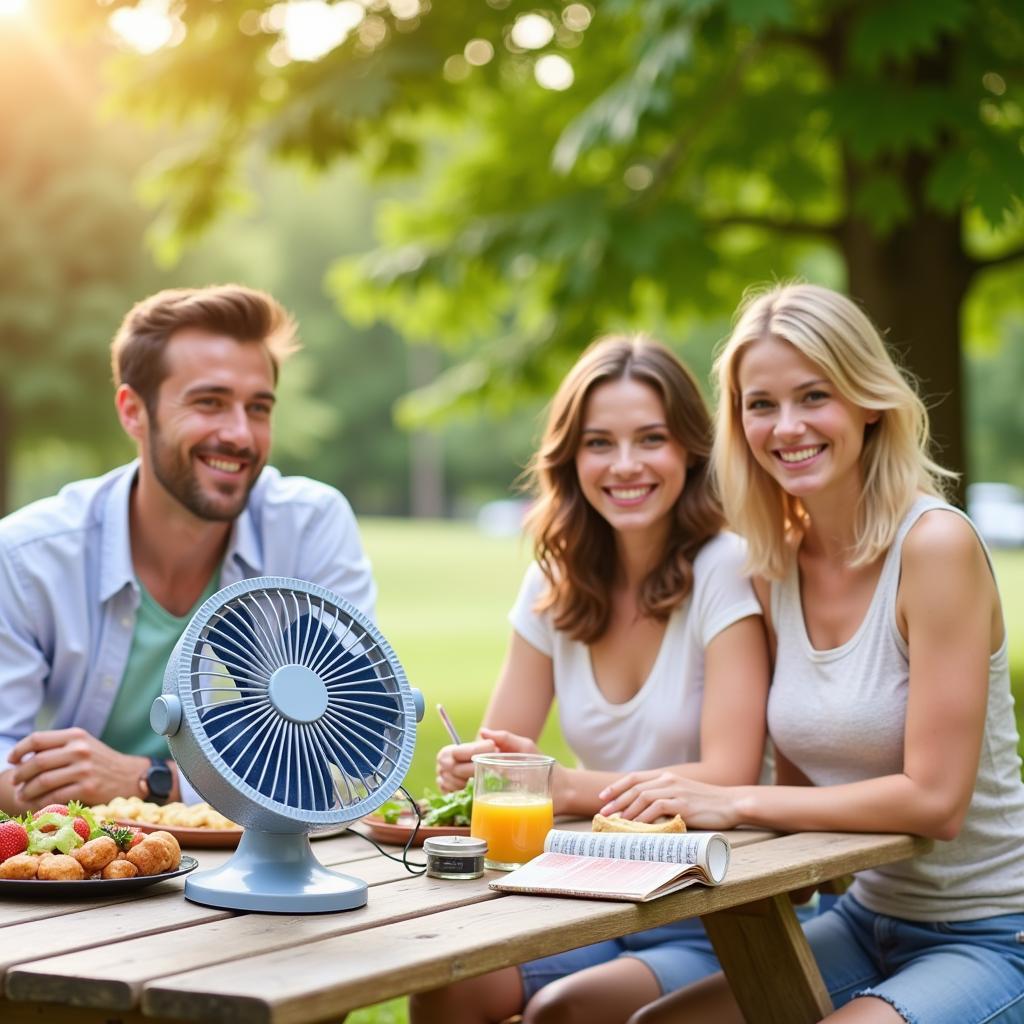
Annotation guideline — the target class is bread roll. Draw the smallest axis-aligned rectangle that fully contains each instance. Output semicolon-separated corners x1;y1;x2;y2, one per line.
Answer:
591;813;686;834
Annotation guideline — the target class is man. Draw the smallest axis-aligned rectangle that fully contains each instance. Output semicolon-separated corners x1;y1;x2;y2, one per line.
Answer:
0;285;375;811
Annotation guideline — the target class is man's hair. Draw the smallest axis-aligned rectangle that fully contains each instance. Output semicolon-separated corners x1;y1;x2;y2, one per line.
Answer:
111;284;299;412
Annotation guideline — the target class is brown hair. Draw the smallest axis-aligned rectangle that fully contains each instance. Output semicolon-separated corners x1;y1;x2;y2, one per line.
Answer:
111;284;299;412
524;334;723;644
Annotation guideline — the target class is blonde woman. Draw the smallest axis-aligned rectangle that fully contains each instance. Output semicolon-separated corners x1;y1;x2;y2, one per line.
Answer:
410;336;770;1024
601;284;1024;1024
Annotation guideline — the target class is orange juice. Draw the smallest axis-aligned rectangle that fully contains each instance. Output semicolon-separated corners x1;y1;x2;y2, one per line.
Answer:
471;792;554;867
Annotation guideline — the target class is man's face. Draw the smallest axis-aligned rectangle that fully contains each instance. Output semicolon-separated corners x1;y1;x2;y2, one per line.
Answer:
143;329;276;522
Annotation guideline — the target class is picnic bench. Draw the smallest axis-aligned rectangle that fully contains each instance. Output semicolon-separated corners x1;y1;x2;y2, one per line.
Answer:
0;825;931;1024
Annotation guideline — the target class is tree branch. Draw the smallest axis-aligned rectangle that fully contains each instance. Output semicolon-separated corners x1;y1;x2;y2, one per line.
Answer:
968;245;1024;275
704;214;840;241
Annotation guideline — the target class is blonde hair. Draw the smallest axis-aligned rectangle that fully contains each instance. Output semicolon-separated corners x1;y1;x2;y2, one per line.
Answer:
713;283;953;578
525;334;722;643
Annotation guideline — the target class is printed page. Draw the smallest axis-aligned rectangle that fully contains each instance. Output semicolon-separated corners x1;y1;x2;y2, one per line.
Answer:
490;851;698;901
544;829;730;883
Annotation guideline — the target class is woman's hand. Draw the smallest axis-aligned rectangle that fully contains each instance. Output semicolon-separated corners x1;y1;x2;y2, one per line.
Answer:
435;729;542;792
598;770;742;831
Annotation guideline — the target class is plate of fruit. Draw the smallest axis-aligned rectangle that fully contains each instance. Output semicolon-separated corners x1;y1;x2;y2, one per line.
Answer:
0;802;196;894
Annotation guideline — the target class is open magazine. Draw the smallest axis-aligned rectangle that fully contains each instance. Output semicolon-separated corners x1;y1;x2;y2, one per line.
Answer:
488;828;731;903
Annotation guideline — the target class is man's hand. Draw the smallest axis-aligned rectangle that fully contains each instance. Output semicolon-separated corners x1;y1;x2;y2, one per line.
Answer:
7;728;148;808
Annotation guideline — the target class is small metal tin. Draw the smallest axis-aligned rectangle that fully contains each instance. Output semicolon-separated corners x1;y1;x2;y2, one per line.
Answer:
423;835;488;879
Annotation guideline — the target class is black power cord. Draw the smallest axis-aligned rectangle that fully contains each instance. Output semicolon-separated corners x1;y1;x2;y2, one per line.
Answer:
348;785;426;874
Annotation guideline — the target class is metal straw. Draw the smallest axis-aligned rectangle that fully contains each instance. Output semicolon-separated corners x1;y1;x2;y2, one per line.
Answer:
436;703;462;745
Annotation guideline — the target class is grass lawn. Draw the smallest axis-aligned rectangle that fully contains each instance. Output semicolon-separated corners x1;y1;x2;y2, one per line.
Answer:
347;519;1024;1024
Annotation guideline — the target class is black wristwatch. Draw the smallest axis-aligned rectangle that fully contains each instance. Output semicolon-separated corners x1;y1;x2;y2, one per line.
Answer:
141;756;174;805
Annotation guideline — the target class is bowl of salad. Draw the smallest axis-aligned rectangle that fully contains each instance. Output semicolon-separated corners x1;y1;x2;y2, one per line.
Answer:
363;783;473;846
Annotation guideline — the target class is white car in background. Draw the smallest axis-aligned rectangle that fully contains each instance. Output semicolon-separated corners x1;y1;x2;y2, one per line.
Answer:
966;482;1024;548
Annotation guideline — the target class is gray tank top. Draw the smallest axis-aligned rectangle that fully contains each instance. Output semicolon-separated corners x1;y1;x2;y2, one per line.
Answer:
768;495;1024;921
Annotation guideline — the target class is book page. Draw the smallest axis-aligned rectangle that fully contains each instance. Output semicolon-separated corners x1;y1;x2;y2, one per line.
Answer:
544;829;730;883
490;851;698;901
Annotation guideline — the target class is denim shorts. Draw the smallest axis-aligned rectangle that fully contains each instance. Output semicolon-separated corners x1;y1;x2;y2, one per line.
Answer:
519;918;719;1001
806;894;1024;1023
519;899;825;1002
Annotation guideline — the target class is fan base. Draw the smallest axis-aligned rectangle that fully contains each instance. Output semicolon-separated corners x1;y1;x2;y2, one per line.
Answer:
183;830;368;913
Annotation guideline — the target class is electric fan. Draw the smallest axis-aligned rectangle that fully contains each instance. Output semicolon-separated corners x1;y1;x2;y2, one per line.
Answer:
150;576;423;913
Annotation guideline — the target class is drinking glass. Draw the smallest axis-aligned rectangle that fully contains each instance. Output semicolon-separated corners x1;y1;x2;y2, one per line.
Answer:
470;752;555;870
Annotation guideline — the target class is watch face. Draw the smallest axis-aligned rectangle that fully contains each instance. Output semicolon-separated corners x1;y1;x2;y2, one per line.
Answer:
148;763;173;800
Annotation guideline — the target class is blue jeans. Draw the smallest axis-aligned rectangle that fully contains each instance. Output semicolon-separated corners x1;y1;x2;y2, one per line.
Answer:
519;919;719;1001
806;894;1024;1023
519;900;823;1002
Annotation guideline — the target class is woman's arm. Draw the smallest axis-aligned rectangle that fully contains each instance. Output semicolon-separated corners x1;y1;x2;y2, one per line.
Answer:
435;631;555;792
600;512;997;839
556;614;770;816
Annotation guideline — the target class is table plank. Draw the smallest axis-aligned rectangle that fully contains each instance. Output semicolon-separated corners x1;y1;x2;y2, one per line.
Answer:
3;856;445;1009
0;996;184;1024
0;835;397;983
135;831;928;1024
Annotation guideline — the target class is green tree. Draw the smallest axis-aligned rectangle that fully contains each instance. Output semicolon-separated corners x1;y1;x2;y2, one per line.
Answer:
74;0;1024;494
0;19;159;513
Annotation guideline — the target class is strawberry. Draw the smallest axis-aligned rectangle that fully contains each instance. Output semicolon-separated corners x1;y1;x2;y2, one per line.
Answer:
100;823;144;852
35;803;70;817
71;817;90;842
0;819;29;862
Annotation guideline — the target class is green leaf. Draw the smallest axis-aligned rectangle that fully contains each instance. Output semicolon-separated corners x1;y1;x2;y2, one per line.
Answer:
828;84;951;160
421;781;474;826
972;138;1024;227
850;0;973;72
927;150;973;212
852;174;911;234
553;27;693;173
724;0;797;30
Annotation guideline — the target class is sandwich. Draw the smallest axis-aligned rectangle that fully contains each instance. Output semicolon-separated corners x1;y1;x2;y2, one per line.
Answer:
591;813;686;834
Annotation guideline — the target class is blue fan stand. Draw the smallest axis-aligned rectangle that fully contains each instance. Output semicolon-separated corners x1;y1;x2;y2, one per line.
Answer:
184;830;367;913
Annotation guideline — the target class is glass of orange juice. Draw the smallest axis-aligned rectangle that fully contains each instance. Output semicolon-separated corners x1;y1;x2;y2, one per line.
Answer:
470;752;555;870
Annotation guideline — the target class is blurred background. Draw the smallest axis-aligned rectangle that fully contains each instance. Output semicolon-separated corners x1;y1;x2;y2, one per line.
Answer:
2;3;1022;1019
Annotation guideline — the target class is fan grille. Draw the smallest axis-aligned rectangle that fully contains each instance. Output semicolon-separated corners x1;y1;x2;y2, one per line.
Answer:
180;584;409;817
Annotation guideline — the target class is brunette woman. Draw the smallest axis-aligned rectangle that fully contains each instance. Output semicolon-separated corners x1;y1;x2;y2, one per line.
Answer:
409;334;770;1024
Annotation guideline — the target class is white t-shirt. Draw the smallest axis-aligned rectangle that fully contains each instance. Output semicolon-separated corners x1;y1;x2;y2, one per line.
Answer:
509;532;761;773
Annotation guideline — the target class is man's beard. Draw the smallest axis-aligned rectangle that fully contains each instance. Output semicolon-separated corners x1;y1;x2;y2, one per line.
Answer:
148;428;260;522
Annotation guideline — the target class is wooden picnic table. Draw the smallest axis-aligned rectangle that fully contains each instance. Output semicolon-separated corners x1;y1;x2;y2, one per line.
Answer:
0;824;931;1024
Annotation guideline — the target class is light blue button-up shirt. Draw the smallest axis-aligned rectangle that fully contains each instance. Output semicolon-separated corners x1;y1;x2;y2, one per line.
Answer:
0;461;376;803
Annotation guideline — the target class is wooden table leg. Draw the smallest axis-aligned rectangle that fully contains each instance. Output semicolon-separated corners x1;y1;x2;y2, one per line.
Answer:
702;894;833;1024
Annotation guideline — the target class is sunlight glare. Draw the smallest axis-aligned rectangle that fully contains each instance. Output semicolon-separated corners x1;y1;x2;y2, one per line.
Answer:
273;0;364;62
0;0;28;16
511;13;554;50
534;53;573;91
109;3;175;55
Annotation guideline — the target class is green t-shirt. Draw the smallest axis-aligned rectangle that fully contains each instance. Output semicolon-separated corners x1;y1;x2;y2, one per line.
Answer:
99;575;219;759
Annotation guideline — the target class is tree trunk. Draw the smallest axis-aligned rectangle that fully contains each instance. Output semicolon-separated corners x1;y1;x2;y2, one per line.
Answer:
406;344;446;518
838;154;972;507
